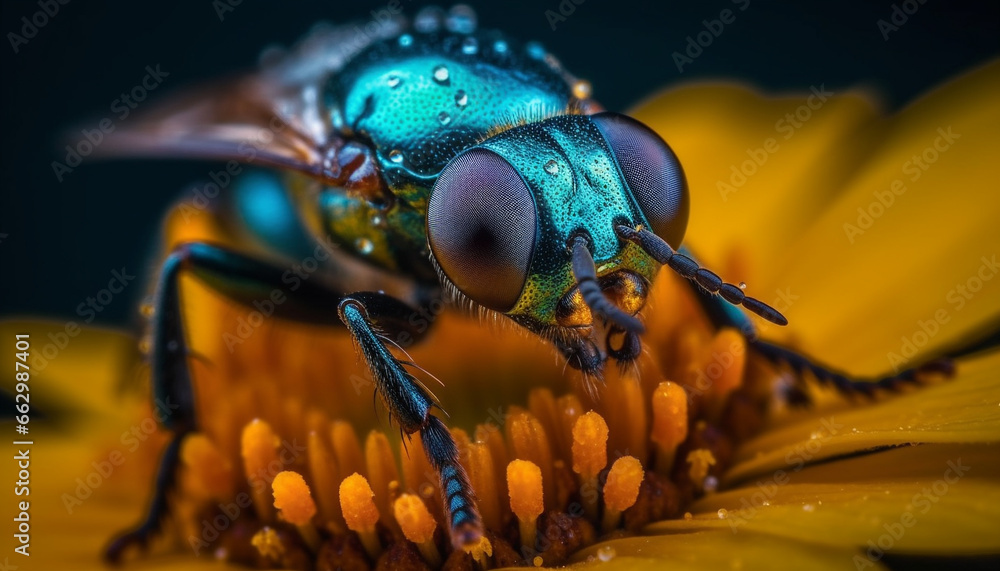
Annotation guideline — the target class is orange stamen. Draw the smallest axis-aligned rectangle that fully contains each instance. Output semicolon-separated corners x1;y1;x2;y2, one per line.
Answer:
364;430;401;535
306;430;345;533
651;381;689;476
507;459;543;551
393;493;441;567
240;418;280;522
180;433;233;501
571;411;608;519
506;410;555;510
602;455;643;532
271;470;320;551
339;472;382;560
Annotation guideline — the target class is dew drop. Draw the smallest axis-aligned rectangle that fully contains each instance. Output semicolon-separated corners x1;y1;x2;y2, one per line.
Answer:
739;281;747;290
543;160;559;175
387;75;401;88
437;111;451;125
446;5;477;34
354;238;374;255
454;89;468;107
388;149;404;164
526;41;546;59
717;508;729;519
704;475;719;493
493;39;508;54
597;545;616;562
397;34;413;48
414;7;444;33
572;79;592;100
432;65;450;84
461;36;478;55
803;504;815;512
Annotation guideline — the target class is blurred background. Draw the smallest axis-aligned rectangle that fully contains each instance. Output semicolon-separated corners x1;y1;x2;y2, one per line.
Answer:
0;0;997;325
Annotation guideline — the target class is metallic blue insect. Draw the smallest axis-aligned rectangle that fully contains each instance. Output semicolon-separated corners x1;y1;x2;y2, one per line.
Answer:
100;5;951;561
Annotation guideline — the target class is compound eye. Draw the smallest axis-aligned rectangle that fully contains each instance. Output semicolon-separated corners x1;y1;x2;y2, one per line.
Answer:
592;112;690;248
428;149;537;312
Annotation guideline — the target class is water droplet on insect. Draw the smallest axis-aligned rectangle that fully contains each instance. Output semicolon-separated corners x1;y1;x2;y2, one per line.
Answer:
461;36;478;55
398;34;413;47
739;281;747;290
432;65;450;84
414;7;444;33
446;5;477;34
354;238;374;255
454;89;468;107
493;39;508;54
387;75;401;88
572;79;592;100
526;41;546;59
389;150;404;164
437;111;451;125
717;508;729;519
597;546;616;562
370;213;385;227
544;160;559;175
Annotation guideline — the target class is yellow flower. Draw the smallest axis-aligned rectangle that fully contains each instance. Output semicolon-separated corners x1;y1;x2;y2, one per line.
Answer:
5;59;998;570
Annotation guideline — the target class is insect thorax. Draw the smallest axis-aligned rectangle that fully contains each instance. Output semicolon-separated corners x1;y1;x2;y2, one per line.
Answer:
308;28;578;278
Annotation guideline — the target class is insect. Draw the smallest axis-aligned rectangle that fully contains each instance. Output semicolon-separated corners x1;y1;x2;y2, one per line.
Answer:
101;4;952;562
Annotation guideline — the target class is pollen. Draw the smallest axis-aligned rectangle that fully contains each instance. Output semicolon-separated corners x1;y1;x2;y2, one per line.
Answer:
507;459;543;550
602;455;644;532
394;493;442;567
144;233;788;569
272;470;317;525
339;472;382;560
651;381;688;476
687;448;718;489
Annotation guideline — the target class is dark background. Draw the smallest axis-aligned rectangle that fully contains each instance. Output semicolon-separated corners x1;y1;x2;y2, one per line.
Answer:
1;0;998;327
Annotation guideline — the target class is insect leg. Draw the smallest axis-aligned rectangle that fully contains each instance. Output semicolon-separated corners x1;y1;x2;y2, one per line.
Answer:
105;241;438;562
679;255;954;403
338;296;483;549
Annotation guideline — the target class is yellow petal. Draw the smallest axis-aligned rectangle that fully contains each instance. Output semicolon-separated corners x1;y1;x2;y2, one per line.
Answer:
567;530;888;571
633;60;1000;374
653;441;1000;555
726;350;1000;484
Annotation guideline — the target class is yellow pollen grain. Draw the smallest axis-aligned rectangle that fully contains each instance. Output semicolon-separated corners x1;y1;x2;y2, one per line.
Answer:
651;381;689;476
250;526;285;561
571;411;608;478
339;473;380;531
603;456;644;513
240;418;280;522
463;535;493;564
272;471;317;525
687;448;717;487
180;433;233;500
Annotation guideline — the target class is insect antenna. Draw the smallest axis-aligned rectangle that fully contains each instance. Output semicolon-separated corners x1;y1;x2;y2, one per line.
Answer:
569;235;645;334
615;225;788;326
